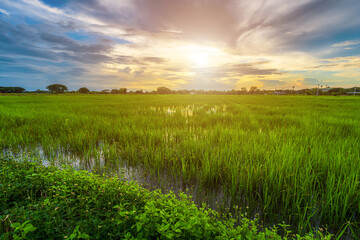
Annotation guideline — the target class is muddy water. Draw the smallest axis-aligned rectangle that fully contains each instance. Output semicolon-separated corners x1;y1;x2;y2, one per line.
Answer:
3;146;232;213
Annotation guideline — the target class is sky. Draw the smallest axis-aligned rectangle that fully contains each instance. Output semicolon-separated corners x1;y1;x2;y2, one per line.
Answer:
1;0;360;91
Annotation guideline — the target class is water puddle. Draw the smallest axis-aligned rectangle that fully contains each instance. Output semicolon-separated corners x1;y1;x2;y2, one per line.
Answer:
150;104;228;118
3;147;347;236
2;146;231;211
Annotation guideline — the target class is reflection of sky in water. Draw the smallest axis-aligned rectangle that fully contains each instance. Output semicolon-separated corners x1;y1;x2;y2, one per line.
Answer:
150;104;228;118
2;145;230;212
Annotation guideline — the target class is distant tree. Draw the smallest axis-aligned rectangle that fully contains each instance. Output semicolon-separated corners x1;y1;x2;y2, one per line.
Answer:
119;88;127;94
111;89;120;94
46;84;68;93
15;87;25;93
101;89;110;94
250;86;258;92
0;87;25;93
306;90;313;95
240;87;247;93
328;88;346;96
78;87;90;94
135;89;144;94
156;86;172;94
177;89;190;94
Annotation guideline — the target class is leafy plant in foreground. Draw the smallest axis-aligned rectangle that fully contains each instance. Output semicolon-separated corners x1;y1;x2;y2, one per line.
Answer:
0;156;332;239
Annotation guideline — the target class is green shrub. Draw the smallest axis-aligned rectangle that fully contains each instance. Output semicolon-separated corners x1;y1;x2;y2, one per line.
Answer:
0;156;331;239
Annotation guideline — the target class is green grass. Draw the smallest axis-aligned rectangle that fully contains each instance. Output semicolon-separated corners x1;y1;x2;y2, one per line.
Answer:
0;156;330;239
0;94;359;237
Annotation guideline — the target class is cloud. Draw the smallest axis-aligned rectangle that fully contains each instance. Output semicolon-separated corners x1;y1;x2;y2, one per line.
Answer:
0;8;10;15
59;67;88;76
135;67;147;76
7;0;360;52
0;17;117;65
115;56;138;65
206;62;282;78
312;56;360;69
332;40;360;48
257;80;287;88
50;0;359;55
0;65;43;74
0;56;16;63
302;78;320;86
121;67;132;74
231;63;281;76
40;33;113;54
131;0;241;45
142;57;166;64
2;0;360;91
236;0;360;53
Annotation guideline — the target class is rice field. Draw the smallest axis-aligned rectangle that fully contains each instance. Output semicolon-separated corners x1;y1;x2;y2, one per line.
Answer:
1;94;359;237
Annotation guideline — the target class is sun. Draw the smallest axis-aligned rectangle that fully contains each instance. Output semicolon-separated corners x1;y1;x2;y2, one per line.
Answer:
189;51;211;66
184;45;223;67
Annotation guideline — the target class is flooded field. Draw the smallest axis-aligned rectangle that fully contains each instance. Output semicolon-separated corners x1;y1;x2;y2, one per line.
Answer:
1;94;360;236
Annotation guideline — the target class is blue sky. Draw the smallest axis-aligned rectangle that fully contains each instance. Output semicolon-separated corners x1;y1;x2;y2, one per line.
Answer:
1;0;360;91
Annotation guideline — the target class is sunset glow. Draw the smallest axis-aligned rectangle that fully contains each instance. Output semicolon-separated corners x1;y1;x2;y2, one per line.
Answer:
1;0;360;91
185;46;222;67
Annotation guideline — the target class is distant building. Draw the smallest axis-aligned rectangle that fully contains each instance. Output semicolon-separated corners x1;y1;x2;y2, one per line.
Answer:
274;91;286;95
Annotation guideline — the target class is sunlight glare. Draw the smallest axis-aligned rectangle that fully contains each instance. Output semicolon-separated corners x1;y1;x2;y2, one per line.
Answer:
190;52;210;66
185;45;223;67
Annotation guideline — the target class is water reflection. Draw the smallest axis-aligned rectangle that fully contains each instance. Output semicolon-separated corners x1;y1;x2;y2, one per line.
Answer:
3;146;230;212
150;104;228;117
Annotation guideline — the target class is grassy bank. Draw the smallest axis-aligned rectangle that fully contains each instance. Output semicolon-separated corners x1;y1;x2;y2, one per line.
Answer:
0;94;359;236
0;156;330;239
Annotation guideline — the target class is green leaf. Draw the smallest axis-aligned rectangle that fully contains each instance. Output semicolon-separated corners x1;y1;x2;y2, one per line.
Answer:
69;232;77;239
12;234;21;240
11;223;21;229
136;223;143;232
79;232;90;239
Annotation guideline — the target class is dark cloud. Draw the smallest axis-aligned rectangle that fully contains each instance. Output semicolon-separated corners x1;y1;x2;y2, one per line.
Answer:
135;67;147;76
0;18;115;65
62;52;112;64
164;66;187;72
311;57;360;69
0;20;59;61
121;67;132;74
142;57;166;64
231;63;281;75
114;56;166;65
60;0;360;51
0;43;60;62
184;62;282;86
0;13;125;90
115;55;138;65
207;62;282;78
0;65;43;74
251;0;360;51
59;67;88;76
0;56;16;63
40;33;112;54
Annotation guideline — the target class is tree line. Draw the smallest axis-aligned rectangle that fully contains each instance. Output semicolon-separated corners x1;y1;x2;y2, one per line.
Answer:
2;84;359;96
0;87;25;93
